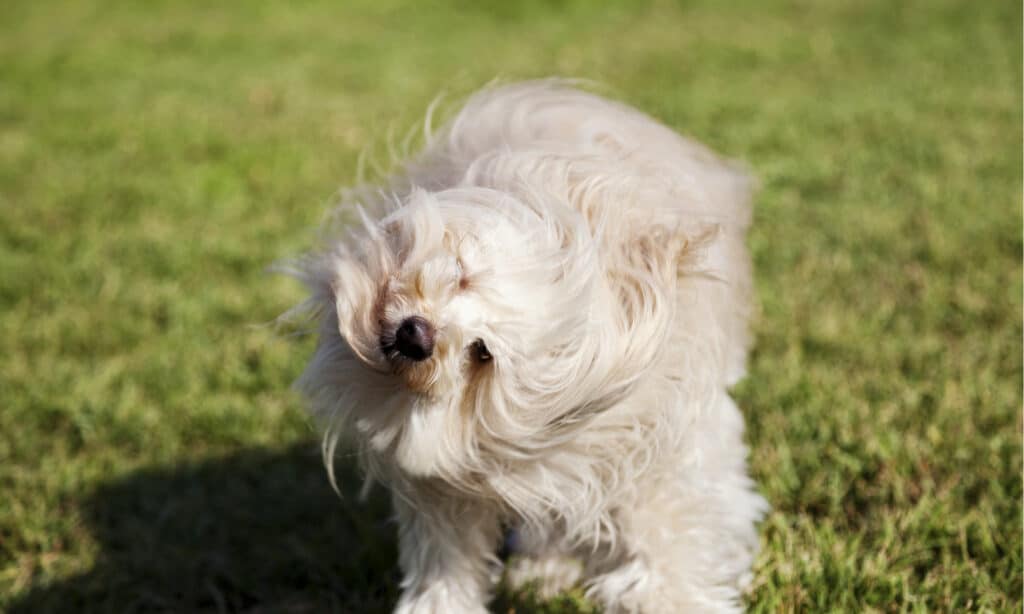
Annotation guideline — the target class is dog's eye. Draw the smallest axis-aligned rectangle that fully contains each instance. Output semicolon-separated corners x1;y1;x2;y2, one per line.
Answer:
470;339;492;363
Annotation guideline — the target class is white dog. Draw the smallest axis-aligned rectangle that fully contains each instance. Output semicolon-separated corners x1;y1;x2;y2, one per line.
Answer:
290;81;767;613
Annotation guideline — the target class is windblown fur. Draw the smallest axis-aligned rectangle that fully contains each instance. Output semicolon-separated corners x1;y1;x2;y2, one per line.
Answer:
289;81;767;613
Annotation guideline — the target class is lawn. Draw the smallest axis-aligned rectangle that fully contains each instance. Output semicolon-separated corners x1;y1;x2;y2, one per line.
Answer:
1;0;1020;612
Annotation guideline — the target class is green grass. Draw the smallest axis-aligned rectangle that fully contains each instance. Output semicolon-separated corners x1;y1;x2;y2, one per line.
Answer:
1;0;1020;611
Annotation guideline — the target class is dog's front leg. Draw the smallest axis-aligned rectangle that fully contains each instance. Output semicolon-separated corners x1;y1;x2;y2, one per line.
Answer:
392;490;501;614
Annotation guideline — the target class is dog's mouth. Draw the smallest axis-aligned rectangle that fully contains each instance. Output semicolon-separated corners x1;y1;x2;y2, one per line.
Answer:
375;317;443;396
383;358;438;398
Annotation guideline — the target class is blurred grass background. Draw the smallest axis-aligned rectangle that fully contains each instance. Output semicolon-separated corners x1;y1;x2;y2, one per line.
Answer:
1;0;1020;612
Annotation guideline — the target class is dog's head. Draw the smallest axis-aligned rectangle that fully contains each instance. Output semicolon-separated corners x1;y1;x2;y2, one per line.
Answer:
294;179;703;485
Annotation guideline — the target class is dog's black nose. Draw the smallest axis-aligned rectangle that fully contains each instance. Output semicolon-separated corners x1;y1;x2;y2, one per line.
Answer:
394;316;435;361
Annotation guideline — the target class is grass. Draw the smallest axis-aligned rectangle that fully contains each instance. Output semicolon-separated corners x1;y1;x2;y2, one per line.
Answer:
1;0;1020;611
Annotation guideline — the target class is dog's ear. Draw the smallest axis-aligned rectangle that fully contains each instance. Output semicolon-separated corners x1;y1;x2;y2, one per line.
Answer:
614;222;720;296
585;221;719;406
609;221;719;320
533;220;719;435
279;237;391;373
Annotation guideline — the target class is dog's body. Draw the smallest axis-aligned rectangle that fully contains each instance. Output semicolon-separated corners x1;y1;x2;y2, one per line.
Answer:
293;81;766;613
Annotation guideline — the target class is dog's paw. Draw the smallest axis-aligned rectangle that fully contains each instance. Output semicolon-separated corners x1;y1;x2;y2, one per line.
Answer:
394;585;489;614
504;552;583;599
586;557;743;614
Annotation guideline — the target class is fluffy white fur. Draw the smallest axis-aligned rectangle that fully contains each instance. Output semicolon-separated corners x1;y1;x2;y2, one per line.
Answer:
289;81;768;613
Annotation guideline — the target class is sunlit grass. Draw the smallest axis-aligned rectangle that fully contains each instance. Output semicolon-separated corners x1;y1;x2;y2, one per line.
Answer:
1;0;1020;611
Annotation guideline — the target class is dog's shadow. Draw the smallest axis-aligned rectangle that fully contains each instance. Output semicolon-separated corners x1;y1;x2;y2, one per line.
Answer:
11;443;401;613
11;442;580;614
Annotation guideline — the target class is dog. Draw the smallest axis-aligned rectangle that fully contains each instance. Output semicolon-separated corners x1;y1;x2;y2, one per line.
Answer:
289;81;767;613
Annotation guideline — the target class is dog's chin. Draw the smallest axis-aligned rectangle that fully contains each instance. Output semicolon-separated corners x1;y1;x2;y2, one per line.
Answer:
350;363;465;479
387;392;465;479
393;363;438;396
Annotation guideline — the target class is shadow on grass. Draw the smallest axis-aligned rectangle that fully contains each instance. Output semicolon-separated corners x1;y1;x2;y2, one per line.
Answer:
11;442;401;613
11;442;585;613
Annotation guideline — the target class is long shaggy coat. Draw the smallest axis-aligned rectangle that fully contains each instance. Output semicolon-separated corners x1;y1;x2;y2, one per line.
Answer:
290;81;767;613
